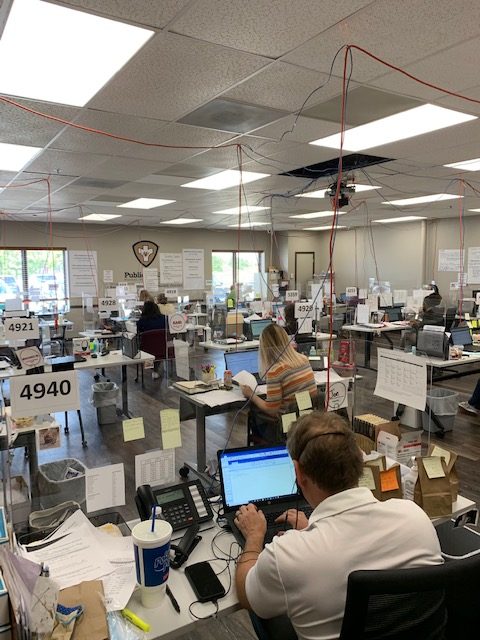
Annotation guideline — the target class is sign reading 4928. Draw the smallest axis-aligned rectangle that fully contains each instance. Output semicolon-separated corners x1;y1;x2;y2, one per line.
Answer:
4;317;39;341
10;370;80;418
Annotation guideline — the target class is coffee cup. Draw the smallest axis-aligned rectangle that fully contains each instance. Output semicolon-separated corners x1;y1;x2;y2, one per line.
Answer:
132;519;173;608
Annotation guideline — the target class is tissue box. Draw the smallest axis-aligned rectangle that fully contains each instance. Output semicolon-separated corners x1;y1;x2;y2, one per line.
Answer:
377;430;422;466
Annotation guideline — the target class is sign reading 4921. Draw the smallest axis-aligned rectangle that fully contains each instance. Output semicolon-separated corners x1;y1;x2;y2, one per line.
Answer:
4;317;39;341
10;370;80;418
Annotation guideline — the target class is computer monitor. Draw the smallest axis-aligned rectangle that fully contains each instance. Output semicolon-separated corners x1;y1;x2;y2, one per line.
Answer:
450;326;473;346
224;349;259;377
250;318;272;339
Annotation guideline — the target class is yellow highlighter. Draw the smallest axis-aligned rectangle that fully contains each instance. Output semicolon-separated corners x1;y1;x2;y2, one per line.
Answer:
121;608;151;632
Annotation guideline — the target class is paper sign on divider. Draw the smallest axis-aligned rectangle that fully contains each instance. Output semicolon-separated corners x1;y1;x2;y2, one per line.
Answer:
160;409;182;449
122;417;145;442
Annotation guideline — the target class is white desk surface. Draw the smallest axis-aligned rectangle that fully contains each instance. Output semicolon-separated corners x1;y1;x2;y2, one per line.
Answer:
128;523;240;640
78;330;123;339
0;350;154;380
39;319;74;327
199;340;260;351
343;323;406;334
423;352;480;369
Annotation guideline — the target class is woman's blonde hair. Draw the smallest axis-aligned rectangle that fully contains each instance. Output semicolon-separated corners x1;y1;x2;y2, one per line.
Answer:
139;289;154;302
259;324;305;376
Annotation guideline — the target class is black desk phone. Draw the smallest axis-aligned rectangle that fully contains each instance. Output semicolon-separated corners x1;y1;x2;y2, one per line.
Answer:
136;479;213;531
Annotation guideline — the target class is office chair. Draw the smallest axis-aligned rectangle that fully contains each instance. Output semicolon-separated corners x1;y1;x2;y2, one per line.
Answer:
340;552;480;639
134;329;174;386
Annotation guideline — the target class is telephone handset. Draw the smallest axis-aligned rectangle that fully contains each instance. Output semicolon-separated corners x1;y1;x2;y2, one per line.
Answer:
135;479;213;531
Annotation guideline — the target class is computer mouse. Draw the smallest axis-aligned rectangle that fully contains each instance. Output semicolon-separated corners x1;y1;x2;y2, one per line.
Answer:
91;353;98;358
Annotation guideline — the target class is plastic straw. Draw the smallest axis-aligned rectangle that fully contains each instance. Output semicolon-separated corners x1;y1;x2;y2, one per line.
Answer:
151;505;156;532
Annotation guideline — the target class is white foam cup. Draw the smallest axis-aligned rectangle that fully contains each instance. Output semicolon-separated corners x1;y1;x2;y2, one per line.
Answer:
132;519;173;608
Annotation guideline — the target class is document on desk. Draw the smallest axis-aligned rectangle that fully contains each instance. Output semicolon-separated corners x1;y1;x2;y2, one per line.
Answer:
20;521;114;590
94;530;136;612
374;348;427;411
232;370;257;389
200;389;244;407
86;463;125;513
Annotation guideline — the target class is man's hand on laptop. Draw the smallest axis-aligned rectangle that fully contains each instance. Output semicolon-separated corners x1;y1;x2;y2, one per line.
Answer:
235;503;266;544
275;509;309;531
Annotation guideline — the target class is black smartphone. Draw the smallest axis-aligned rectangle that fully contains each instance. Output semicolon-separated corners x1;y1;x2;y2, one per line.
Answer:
184;561;226;602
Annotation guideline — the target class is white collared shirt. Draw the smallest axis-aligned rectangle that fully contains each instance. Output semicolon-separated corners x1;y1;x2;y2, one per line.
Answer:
245;487;442;640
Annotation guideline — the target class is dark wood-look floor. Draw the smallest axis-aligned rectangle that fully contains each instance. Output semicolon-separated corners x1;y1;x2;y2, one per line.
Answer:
5;337;480;639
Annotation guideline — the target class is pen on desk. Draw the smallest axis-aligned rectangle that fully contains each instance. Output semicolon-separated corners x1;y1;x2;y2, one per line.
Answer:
166;585;180;613
121;608;151;632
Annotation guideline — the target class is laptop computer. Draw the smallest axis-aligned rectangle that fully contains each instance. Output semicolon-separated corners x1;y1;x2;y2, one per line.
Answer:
450;327;480;352
217;444;311;546
250;318;272;340
224;349;263;383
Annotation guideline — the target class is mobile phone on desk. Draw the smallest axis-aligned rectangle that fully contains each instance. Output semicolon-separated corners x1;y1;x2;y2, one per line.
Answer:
185;561;226;602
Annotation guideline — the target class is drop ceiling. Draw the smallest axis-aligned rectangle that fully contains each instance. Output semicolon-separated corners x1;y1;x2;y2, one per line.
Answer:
0;0;479;231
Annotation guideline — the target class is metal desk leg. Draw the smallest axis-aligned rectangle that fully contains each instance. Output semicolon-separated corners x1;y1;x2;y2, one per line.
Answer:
24;431;40;510
121;364;131;418
196;405;207;472
365;334;373;368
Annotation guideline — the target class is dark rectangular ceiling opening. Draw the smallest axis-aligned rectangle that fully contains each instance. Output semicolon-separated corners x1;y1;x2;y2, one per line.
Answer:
281;153;393;179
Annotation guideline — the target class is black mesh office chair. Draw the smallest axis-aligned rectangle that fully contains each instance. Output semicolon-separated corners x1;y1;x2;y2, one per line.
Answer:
340;552;480;639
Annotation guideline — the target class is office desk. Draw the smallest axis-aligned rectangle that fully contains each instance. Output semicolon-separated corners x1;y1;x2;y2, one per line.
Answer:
0;350;154;419
199;339;259;352
343;324;405;368
126;492;476;640
128;524;240;640
175;369;345;471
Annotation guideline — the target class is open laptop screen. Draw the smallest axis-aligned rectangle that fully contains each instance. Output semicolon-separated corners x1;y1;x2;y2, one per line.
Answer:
218;445;297;511
451;327;472;346
224;349;259;376
250;318;272;339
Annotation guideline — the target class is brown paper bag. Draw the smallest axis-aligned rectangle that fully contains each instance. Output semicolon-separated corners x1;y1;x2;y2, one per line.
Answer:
378;465;403;501
427;444;459;501
374;420;402;445
365;455;386;472
414;457;452;518
58;580;108;640
354;433;376;454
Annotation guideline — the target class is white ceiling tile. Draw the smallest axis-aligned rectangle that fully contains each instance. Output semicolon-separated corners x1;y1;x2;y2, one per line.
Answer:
25;149;105;176
284;0;480;83
88;32;271;121
0;98;78;147
249;115;347;144
83;157;171;181
56;0;191;28
224;63;345;112
170;0;372;58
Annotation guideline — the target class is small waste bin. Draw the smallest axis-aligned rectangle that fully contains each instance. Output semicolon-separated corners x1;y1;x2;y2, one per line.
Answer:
91;381;119;425
38;458;86;509
422;388;458;433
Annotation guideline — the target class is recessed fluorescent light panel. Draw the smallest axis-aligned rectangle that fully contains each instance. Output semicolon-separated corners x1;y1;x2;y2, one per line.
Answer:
290;212;337;219
468;209;480;213
304;225;347;231
309;104;476;151
383;194;462;206
78;214;121;221
212;205;269;214
444;158;480;172
228;222;269;228
296;189;328;198
0;142;42;171
160;218;202;225
296;184;380;198
118;198;176;209
0;0;153;107
376;216;426;223
182;170;269;191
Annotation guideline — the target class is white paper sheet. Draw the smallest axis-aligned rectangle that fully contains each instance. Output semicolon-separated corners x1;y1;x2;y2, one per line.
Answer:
86;463;125;513
159;252;183;285
69;250;98;296
232;370;257;389
374;348;427;411
183;248;204;290
468;247;480;284
438;248;464;272
393;289;407;304
95;530;136;611
135;449;176;488
357;303;370;324
173;338;189;380
199;389;244;407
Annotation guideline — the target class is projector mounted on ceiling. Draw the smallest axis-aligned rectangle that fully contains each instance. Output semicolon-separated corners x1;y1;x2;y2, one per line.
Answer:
325;181;355;209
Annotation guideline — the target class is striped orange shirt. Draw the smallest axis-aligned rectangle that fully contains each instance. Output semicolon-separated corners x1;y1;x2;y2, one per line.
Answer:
265;356;317;412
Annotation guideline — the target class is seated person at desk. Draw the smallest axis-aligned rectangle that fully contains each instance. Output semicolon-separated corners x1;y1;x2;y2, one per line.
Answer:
137;300;167;333
241;324;316;444
138;289;154;303
421;284;444;326
284;302;297;336
459;378;480;416
234;411;442;640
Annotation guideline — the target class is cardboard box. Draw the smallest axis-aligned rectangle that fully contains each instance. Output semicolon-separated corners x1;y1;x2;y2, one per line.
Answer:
377;430;422;466
226;312;243;337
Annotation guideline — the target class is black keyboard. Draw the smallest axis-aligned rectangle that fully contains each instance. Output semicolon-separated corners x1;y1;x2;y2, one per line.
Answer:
264;506;313;528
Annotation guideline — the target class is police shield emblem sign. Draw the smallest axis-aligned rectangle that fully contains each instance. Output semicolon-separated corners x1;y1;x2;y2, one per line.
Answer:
132;240;159;267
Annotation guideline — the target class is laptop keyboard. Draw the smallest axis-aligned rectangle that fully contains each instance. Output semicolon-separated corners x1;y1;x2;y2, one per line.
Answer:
264;506;313;528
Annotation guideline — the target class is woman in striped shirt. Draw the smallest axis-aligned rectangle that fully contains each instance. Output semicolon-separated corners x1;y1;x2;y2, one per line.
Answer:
241;324;317;444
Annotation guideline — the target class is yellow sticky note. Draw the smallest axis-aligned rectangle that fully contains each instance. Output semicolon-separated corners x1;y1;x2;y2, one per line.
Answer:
430;445;451;466
359;467;376;491
160;409;182;449
380;468;400;492
123;417;145;442
295;391;312;411
423;456;445;479
281;412;297;434
299;409;313;417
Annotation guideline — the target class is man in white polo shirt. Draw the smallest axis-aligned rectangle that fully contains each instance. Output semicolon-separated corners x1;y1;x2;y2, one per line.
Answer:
234;411;442;640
